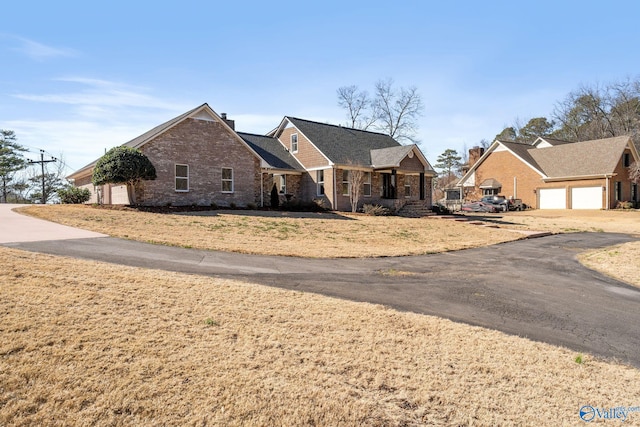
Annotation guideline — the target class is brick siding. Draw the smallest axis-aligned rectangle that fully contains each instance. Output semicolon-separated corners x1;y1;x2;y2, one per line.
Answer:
138;118;260;207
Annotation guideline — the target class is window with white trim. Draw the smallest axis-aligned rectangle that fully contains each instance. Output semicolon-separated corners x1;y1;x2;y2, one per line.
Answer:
317;170;325;196
363;172;371;197
291;134;298;153
483;188;500;196
405;182;411;198
623;152;631;167
277;174;286;193
222;168;234;193
342;170;349;196
175;164;189;192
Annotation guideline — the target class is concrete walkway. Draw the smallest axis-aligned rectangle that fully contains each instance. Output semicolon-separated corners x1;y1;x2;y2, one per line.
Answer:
0;204;107;243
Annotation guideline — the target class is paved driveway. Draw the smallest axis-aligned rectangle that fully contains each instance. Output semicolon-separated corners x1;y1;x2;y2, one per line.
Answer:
2;204;640;367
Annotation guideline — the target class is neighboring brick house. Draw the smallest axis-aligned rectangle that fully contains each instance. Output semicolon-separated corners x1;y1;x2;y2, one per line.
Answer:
457;136;640;209
68;104;436;211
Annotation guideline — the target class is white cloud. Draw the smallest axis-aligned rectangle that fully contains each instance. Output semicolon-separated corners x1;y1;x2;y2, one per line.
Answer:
8;76;199;173
6;119;150;173
10;36;78;61
13;77;190;114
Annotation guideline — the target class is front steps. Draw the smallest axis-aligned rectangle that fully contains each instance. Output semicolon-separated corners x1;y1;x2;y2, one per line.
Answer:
397;201;435;218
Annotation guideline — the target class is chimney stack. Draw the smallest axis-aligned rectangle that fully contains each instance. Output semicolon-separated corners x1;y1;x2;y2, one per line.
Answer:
220;113;235;130
468;146;484;168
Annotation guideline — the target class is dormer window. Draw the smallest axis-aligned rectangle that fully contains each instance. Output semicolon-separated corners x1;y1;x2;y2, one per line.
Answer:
291;134;298;153
623;152;631;167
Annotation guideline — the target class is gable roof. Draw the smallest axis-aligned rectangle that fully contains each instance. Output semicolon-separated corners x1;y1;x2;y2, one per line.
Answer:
68;103;267;179
497;140;546;175
370;145;435;173
371;145;415;168
531;136;633;178
238;132;304;172
533;137;574;147
457;135;637;187
282;117;401;166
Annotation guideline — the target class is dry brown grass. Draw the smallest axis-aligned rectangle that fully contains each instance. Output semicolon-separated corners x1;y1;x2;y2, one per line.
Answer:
2;247;639;426
17;205;522;258
503;209;640;235
578;241;640;288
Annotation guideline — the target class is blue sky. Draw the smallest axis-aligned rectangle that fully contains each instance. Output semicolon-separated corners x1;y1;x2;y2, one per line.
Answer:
2;0;640;174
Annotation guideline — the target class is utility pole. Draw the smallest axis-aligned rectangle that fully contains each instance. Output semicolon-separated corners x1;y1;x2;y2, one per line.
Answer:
28;150;56;204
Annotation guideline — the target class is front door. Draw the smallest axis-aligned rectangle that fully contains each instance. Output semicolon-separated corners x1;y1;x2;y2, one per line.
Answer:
382;173;397;199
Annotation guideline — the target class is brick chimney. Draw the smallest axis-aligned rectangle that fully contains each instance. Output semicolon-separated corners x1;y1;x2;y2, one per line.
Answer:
468;146;484;168
220;113;235;130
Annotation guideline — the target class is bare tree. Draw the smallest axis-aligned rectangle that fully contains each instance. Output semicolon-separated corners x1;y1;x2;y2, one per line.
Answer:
479;139;491;149
552;80;640;143
630;161;640;184
347;169;366;213
373;78;424;144
337;79;424;143
337;86;377;130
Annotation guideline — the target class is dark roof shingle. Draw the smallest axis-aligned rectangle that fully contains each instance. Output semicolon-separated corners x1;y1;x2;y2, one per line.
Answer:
238;132;304;171
286;117;400;166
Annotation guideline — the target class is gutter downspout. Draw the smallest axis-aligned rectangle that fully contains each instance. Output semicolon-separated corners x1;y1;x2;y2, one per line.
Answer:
260;172;264;207
332;167;337;210
513;176;517;199
605;174;610;210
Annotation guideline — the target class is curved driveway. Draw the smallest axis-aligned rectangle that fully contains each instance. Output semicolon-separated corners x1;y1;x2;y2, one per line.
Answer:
2;204;640;367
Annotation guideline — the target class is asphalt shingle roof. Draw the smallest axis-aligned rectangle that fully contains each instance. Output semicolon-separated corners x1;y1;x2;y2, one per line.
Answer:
530;135;631;178
498;140;545;175
238;132;304;171
370;145;416;168
499;136;632;178
286;117;400;166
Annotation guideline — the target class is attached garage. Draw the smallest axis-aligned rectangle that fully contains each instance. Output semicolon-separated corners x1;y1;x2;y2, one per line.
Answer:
571;186;602;209
539;188;566;209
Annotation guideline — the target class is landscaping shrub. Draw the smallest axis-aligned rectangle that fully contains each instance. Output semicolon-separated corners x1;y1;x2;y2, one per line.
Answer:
270;184;280;209
281;199;327;212
615;201;634;209
431;203;451;215
57;187;91;204
362;204;391;216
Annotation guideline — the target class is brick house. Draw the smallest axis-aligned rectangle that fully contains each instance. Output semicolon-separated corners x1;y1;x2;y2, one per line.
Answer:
68;104;264;207
457;136;640;209
265;117;435;211
69;104;435;211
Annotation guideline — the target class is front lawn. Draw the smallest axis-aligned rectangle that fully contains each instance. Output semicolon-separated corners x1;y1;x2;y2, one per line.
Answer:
18;205;522;258
2;247;639;426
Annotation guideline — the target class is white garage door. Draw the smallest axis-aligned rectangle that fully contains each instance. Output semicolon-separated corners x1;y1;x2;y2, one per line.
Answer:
539;188;566;209
571;186;602;209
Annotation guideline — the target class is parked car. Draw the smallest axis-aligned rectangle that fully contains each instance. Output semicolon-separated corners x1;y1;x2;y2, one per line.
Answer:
461;201;500;213
507;198;524;211
480;195;525;211
481;195;509;211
